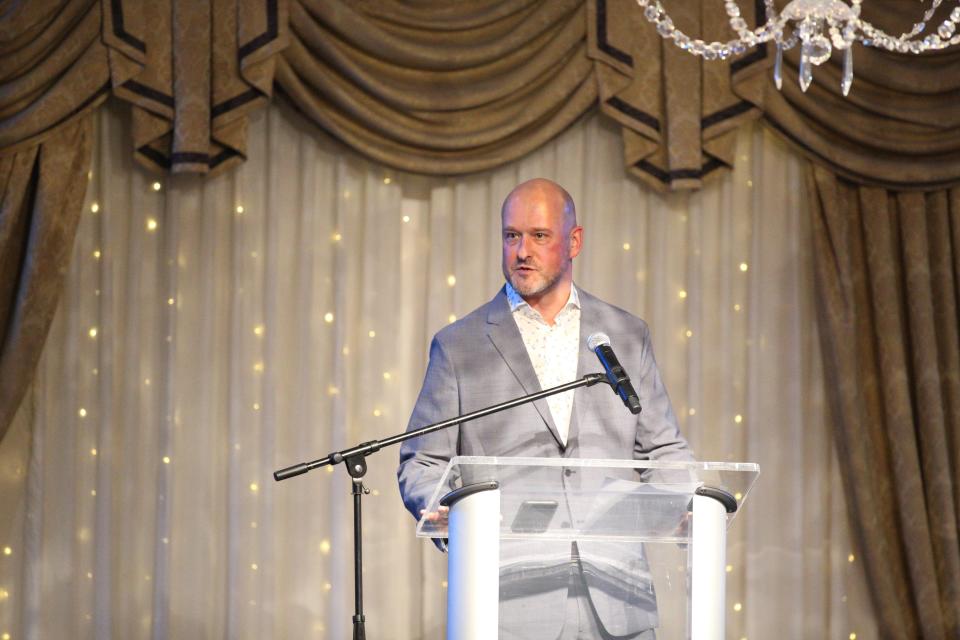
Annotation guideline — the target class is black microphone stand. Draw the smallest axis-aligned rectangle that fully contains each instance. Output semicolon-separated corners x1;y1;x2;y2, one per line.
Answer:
273;372;610;640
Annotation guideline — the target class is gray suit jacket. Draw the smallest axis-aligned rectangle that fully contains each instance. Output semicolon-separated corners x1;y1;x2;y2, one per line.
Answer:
397;286;693;637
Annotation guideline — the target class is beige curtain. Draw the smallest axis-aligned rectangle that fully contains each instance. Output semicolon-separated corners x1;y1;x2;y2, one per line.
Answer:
0;0;109;153
275;0;767;189
588;0;765;191
0;0;105;443
0;119;95;442
104;0;288;175
808;166;960;638
0;100;876;639
276;0;597;176
732;2;960;191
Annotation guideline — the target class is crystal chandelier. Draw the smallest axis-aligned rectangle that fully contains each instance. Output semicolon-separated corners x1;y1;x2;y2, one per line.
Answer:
637;0;960;95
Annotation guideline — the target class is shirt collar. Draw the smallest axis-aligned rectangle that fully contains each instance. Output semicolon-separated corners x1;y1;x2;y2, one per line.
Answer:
505;281;580;314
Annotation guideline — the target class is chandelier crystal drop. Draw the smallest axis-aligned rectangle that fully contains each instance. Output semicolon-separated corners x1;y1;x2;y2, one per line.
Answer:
636;0;960;95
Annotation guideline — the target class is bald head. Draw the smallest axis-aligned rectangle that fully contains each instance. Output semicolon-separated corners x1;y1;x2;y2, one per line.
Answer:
501;178;577;234
500;179;583;315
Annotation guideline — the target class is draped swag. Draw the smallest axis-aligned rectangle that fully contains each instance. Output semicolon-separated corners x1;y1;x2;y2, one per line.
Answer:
4;1;960;636
733;4;960;191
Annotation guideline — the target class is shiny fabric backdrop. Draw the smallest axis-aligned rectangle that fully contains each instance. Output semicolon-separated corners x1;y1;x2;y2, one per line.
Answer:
0;100;876;639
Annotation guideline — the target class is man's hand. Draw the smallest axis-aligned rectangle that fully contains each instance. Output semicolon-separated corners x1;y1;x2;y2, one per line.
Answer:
419;505;450;524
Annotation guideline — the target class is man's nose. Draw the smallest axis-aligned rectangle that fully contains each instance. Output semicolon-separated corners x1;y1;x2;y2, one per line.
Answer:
516;234;529;259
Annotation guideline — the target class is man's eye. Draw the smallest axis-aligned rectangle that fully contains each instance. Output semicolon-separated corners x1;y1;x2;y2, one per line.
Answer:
535;233;548;240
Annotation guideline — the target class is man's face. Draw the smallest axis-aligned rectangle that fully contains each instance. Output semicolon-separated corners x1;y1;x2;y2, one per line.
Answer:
501;190;581;299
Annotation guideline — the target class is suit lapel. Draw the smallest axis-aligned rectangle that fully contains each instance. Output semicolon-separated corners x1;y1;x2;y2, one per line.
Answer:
485;288;564;449
569;289;605;451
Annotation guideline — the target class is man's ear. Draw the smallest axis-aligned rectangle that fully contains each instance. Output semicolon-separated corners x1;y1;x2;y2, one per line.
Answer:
568;226;583;259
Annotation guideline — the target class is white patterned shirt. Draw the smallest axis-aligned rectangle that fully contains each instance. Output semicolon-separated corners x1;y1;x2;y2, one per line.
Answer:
505;282;581;445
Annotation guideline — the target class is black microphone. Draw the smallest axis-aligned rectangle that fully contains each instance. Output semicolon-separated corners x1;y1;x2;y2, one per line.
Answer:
587;332;642;415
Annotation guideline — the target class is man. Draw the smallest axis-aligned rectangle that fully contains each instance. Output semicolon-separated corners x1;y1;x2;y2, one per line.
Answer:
397;179;693;639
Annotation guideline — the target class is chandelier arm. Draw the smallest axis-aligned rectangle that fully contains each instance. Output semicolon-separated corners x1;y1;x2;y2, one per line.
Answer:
634;0;960;89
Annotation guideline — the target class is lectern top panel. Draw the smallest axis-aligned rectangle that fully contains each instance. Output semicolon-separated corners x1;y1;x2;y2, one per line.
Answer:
416;457;760;541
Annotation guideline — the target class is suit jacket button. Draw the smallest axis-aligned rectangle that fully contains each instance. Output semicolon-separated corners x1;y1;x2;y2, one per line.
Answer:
564;468;574;477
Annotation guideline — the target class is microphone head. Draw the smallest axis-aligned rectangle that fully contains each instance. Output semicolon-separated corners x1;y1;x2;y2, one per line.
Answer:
587;332;611;351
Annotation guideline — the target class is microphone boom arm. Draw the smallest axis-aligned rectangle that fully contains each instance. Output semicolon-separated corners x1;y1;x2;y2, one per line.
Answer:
273;372;610;481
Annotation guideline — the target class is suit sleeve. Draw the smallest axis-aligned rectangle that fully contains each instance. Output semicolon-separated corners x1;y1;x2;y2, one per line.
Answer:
397;335;461;521
633;323;695;462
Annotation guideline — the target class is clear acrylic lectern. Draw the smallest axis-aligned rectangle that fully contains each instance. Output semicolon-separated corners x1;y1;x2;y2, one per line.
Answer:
416;457;759;640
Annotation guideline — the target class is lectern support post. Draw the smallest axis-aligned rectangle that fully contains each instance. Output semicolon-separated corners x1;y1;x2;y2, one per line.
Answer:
691;493;731;640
